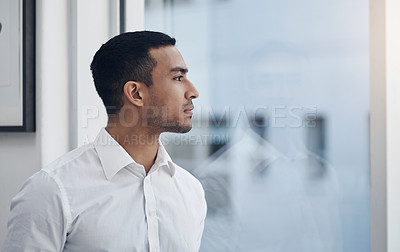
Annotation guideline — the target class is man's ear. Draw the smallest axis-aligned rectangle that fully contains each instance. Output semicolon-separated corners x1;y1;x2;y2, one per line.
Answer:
123;81;147;107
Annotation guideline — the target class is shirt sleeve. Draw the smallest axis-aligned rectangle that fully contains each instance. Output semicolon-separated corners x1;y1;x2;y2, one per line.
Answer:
2;170;69;252
195;181;207;252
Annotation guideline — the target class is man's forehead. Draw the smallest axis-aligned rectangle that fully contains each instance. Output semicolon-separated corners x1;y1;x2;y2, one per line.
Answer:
149;46;186;68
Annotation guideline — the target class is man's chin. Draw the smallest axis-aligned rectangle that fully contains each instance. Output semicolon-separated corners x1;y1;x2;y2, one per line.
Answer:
163;123;192;134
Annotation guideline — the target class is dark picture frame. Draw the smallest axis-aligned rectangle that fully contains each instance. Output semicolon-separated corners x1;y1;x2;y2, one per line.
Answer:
0;0;35;132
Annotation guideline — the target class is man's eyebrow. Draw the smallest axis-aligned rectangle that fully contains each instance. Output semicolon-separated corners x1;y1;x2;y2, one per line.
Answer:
170;67;188;74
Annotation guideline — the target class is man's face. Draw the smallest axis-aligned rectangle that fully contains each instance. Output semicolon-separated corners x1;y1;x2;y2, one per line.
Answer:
144;45;199;133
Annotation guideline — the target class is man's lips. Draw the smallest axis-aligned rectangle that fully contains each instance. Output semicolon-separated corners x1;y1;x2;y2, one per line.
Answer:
184;105;194;113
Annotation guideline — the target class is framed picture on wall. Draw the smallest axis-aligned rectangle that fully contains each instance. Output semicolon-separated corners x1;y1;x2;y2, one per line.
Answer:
0;0;35;132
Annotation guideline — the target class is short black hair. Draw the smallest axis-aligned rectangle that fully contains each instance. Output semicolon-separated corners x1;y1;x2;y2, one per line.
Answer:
90;31;176;115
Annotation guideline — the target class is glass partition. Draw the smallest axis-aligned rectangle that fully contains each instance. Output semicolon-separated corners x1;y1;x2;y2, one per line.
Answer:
145;0;370;251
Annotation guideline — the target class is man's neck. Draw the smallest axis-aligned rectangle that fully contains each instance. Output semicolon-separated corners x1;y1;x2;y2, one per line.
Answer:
106;125;160;174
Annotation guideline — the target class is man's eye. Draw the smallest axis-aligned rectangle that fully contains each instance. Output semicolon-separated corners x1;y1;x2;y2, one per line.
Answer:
174;76;183;81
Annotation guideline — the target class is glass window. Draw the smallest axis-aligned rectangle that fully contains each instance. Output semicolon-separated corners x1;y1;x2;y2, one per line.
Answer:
145;0;370;251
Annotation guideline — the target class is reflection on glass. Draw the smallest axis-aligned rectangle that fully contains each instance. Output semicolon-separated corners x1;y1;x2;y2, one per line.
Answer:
147;0;369;251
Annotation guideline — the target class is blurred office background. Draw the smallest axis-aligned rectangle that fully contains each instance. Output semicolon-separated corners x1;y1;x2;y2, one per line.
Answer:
0;0;399;251
146;0;369;251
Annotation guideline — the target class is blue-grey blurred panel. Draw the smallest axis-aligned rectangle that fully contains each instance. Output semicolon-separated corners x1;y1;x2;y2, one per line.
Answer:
146;0;370;251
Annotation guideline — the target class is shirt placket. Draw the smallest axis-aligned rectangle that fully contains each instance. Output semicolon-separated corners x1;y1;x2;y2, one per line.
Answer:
143;175;160;252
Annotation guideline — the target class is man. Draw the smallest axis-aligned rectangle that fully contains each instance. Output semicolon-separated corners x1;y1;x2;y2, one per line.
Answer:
2;31;207;252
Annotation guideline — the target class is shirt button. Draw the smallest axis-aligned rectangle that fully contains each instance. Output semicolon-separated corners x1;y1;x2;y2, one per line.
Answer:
149;210;156;217
151;248;157;252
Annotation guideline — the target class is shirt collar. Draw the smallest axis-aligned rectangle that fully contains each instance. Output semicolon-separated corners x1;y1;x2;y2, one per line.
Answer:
156;139;176;177
94;128;176;180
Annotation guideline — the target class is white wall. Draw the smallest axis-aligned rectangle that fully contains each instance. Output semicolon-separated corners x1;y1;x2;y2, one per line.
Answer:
386;1;400;250
0;133;41;245
75;0;144;147
75;0;115;147
370;0;400;251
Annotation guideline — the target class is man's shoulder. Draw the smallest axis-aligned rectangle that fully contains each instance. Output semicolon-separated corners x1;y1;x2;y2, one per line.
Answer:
173;163;198;179
172;163;207;215
42;143;97;175
173;163;204;192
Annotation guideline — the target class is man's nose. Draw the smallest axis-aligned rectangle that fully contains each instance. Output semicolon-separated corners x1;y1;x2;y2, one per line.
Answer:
186;80;199;100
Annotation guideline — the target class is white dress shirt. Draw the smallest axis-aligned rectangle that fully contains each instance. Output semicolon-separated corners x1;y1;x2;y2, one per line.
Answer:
2;128;207;252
